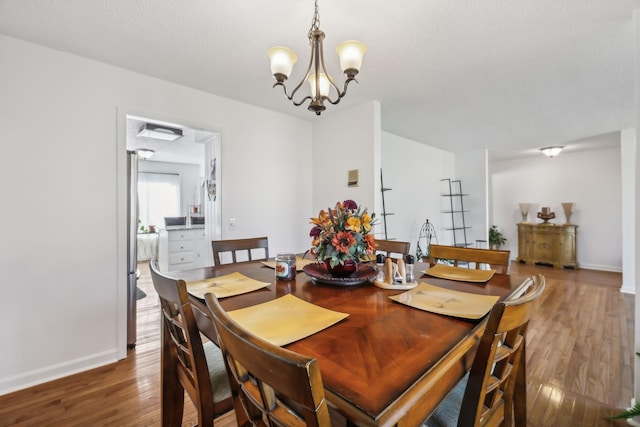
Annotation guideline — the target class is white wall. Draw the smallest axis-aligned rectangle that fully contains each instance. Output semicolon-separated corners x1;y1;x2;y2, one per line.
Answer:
633;4;640;402
380;132;455;253
455;150;489;247
490;145;622;271
621;129;636;293
311;101;381;217
0;34;312;394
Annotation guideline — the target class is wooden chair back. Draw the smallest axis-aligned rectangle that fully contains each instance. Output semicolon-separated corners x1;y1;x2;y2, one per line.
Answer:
376;239;411;259
211;237;269;265
149;260;232;425
204;293;332;427
459;274;545;427
428;244;510;274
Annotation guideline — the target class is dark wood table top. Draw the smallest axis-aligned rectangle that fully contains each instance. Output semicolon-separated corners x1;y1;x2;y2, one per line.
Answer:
176;261;528;426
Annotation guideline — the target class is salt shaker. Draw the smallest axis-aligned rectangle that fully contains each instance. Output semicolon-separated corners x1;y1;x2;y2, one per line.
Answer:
404;254;415;283
376;253;386;282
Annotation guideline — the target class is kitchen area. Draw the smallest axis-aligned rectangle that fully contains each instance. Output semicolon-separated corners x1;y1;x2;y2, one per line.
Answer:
126;114;221;346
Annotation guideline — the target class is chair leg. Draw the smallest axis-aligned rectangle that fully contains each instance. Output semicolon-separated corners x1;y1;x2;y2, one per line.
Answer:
513;340;527;427
161;321;185;426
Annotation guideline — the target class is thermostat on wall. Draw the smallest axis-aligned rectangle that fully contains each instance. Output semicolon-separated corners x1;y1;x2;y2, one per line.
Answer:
348;169;359;187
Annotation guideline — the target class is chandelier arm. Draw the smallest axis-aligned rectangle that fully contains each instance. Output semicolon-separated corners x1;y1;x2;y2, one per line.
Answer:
318;45;344;97
283;40;317;106
291;94;314;107
272;82;313;106
324;77;358;105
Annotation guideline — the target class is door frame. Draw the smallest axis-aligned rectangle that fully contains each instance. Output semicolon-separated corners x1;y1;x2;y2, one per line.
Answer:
116;106;223;358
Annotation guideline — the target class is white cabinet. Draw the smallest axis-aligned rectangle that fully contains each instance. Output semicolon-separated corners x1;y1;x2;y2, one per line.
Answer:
158;228;209;272
194;228;208;267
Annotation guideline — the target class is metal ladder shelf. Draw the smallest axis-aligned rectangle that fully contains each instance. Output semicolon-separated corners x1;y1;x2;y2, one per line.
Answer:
380;169;394;240
441;178;471;247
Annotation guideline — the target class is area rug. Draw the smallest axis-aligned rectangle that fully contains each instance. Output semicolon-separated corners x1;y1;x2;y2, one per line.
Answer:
136;287;147;300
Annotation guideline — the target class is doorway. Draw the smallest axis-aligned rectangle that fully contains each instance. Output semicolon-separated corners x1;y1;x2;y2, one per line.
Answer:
120;112;221;351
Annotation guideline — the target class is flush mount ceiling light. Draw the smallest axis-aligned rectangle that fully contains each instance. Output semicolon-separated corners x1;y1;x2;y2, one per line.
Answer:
137;123;183;141
540;146;564;158
268;0;366;115
136;148;155;160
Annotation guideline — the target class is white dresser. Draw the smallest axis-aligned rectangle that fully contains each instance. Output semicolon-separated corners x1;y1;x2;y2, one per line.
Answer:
158;227;208;272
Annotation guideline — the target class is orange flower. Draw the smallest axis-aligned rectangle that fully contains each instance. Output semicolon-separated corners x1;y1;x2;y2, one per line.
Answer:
332;231;356;254
364;234;377;252
310;209;330;226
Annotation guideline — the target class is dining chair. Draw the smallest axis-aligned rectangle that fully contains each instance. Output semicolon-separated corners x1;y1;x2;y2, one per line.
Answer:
149;260;233;426
423;274;546;427
428;244;510;274
375;239;411;259
211;236;269;265
204;292;332;427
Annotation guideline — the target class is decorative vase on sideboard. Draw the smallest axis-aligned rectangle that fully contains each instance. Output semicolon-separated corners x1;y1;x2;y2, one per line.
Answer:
561;202;574;224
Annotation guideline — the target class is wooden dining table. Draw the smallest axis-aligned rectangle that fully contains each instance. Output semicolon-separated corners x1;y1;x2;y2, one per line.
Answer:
166;260;530;427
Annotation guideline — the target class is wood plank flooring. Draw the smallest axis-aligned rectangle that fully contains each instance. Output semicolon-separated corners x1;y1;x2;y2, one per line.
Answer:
0;262;634;426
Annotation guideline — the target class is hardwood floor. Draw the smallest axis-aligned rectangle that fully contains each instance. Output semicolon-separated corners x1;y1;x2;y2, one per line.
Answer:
0;262;633;426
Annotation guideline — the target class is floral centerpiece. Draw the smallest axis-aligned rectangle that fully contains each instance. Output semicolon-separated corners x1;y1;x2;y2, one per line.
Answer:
309;200;377;275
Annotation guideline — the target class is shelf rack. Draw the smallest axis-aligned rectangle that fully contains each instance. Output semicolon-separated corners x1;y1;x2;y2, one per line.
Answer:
441;178;471;247
380;169;394;240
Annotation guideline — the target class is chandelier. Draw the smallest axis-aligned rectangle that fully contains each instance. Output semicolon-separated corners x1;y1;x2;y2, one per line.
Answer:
268;0;366;115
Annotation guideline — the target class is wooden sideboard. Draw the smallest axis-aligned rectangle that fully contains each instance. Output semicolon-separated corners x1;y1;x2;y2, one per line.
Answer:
516;223;578;269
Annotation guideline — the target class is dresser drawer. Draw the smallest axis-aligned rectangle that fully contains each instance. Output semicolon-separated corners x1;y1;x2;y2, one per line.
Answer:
168;239;196;252
168;251;196;266
168;230;196;242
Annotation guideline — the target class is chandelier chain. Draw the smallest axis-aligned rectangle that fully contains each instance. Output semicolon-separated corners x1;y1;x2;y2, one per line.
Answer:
308;0;321;38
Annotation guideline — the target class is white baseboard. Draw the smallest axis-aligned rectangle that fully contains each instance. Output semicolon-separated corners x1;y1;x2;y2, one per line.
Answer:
0;349;117;396
578;263;622;273
621;284;636;295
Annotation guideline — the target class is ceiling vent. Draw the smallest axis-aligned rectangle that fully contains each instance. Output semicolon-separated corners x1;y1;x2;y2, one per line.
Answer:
137;123;183;141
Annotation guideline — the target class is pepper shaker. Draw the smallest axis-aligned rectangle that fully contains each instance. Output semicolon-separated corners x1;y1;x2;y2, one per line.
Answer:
404;254;415;283
376;253;386;282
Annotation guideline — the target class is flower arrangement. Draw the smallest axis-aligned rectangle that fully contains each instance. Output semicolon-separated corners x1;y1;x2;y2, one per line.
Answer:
309;200;377;268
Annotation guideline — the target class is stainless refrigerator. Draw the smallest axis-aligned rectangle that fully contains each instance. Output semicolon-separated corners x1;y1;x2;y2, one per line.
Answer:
126;150;138;348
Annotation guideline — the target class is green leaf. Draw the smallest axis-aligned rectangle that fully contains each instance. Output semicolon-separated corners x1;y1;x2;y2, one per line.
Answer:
608;401;640;419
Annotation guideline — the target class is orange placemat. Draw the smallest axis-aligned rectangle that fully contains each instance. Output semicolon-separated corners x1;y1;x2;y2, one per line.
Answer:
228;294;348;346
186;272;270;299
389;283;499;319
423;264;495;283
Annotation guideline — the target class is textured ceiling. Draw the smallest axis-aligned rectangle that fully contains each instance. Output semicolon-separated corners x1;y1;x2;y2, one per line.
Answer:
0;0;634;161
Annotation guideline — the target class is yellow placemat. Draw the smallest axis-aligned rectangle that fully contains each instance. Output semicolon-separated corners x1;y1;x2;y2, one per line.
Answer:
389;283;499;319
228;294;349;346
261;256;316;271
423;264;496;283
186;272;270;299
